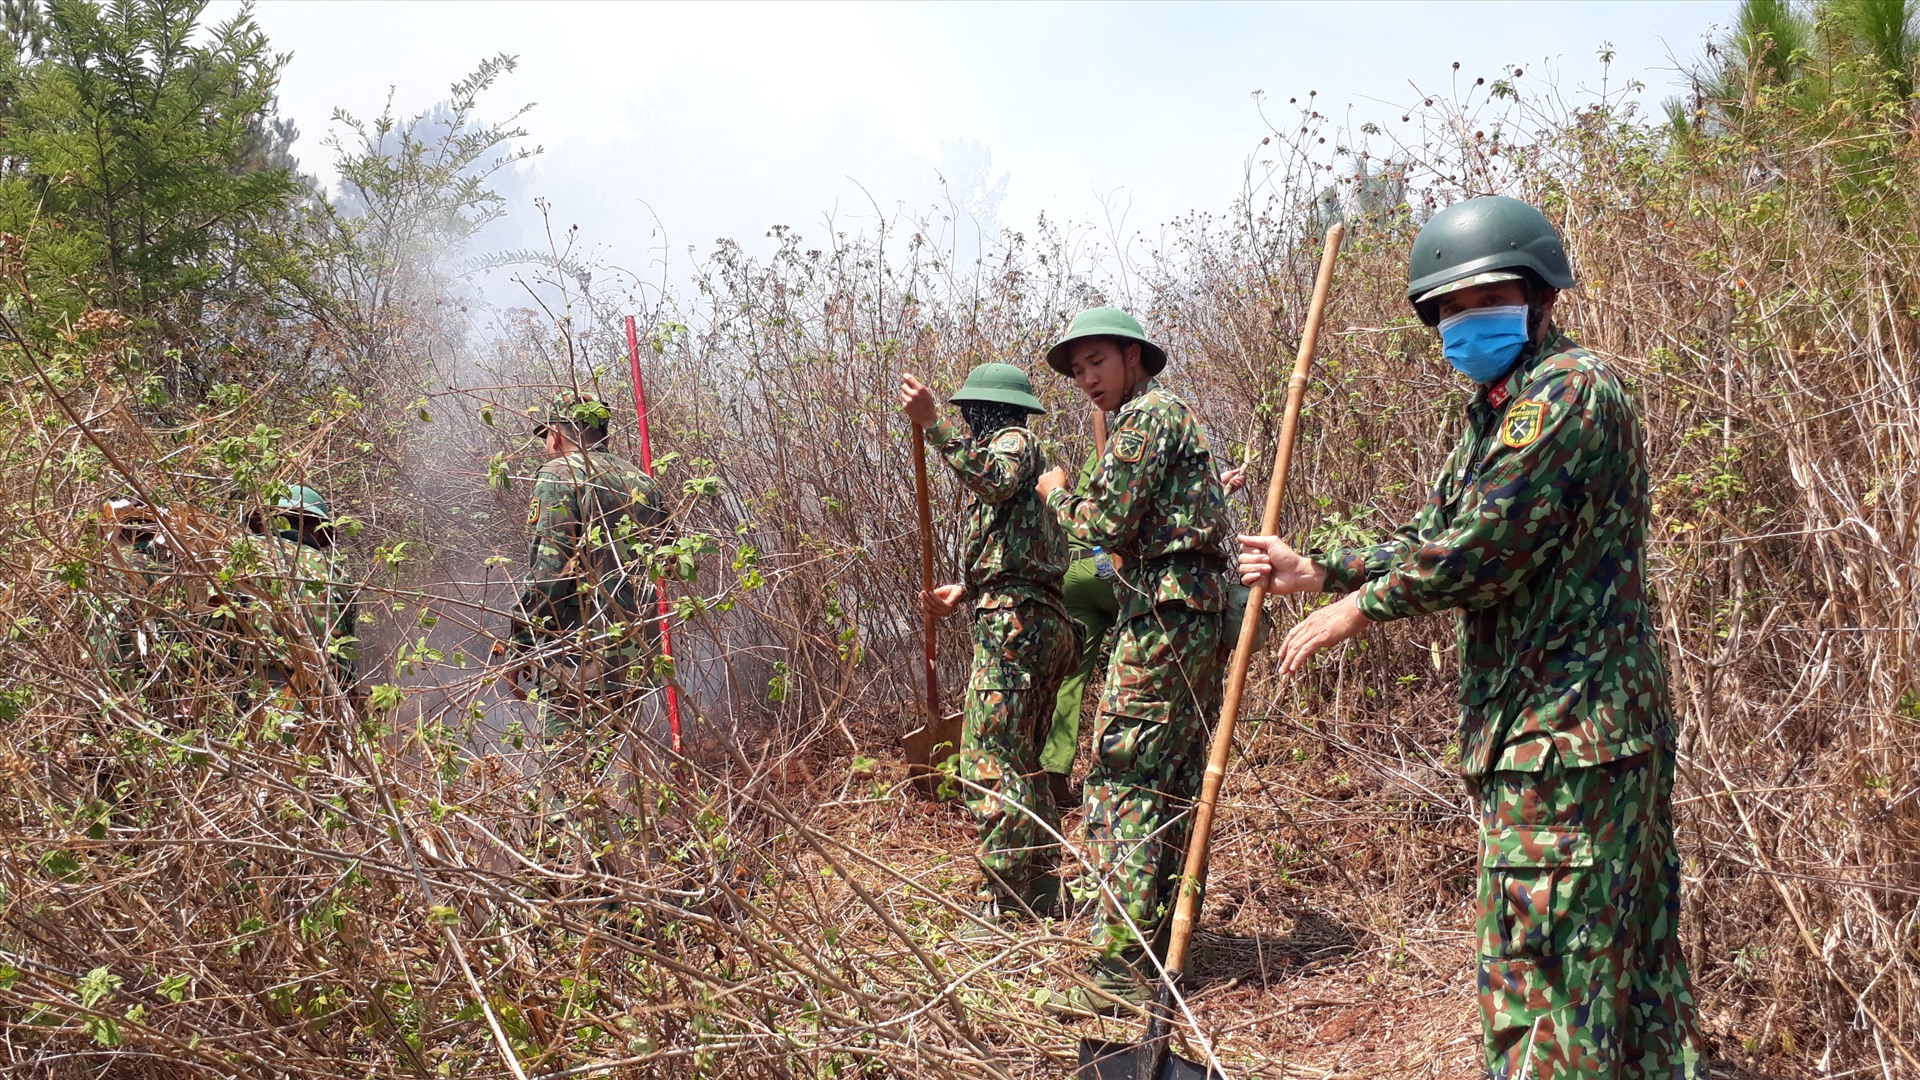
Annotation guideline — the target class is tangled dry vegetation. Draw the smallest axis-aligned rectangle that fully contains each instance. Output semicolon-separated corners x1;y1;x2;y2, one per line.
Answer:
3;43;1918;1080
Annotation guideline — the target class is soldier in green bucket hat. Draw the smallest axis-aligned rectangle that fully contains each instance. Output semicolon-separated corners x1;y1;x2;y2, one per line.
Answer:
1033;307;1235;1014
1239;196;1705;1078
899;362;1075;919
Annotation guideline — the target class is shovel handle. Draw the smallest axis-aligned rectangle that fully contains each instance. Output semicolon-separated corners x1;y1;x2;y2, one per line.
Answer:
911;425;941;722
1162;223;1345;976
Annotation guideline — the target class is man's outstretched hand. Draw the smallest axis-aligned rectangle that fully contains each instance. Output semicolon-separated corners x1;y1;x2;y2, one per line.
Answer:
1275;593;1369;676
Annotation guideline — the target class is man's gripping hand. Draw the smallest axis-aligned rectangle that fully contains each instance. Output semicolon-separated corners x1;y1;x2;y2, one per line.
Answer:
920;583;965;618
1236;534;1326;595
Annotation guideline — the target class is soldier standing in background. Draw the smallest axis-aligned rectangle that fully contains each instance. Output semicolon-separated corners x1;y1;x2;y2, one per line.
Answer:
1034;307;1234;1014
1238;196;1705;1078
899;363;1074;919
507;395;666;745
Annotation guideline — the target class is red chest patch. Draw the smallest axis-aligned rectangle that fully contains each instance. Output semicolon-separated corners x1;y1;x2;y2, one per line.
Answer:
1488;384;1511;409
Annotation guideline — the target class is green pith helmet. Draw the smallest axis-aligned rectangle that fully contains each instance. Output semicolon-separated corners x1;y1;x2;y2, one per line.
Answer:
532;393;613;436
1045;307;1168;377
274;484;332;522
948;362;1045;414
1406;196;1575;326
254;484;332;533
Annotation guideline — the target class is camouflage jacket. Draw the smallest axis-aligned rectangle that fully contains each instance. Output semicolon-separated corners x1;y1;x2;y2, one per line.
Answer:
512;449;666;648
1044;377;1232;621
1314;333;1671;777
925;418;1068;614
244;533;359;687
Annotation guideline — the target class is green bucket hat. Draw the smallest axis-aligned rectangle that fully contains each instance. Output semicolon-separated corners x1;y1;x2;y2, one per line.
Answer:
1044;307;1168;377
273;484;332;522
947;362;1045;414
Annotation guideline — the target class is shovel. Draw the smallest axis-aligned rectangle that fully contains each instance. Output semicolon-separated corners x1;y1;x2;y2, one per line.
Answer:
1077;223;1345;1079
902;417;961;788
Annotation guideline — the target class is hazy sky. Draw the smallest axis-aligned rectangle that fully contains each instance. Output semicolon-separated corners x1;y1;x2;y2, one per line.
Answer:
216;1;1734;286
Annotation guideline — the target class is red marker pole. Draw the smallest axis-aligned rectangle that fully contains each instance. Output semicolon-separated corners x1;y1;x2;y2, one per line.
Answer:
626;316;683;754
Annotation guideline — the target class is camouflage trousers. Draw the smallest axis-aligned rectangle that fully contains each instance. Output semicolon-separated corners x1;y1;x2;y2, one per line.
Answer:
962;600;1075;902
522;624;659;741
1080;602;1224;952
1468;743;1706;1080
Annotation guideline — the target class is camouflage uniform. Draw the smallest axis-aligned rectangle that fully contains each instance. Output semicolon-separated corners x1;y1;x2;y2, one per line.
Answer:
1045;450;1269;781
1044;377;1233;952
1314;334;1704;1078
511;448;665;738
242;532;359;703
926;416;1074;903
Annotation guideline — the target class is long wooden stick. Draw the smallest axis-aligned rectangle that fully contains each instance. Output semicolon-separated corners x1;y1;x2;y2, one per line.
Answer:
1091;405;1109;457
911;425;941;737
625;316;683;753
1142;223;1344;1073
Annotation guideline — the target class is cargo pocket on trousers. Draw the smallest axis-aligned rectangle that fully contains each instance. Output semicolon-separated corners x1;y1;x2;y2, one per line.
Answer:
1474;822;1597;1060
1481;825;1594;956
1478;824;1595;1015
1093;695;1172;775
968;664;1031;743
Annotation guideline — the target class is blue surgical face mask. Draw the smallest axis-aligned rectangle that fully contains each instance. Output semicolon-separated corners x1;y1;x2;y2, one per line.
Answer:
1437;304;1530;384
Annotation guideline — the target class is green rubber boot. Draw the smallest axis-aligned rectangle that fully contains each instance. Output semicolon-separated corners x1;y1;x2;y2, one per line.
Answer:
1043;951;1149;1019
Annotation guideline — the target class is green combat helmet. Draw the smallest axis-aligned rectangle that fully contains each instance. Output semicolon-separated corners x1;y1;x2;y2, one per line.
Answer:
532;393;613;438
948;362;1046;414
1045;307;1168;376
1406;195;1575;326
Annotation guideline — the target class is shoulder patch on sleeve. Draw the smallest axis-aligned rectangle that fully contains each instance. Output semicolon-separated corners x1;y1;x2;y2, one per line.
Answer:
990;430;1025;455
1113;423;1148;463
1500;400;1548;449
526;496;542;526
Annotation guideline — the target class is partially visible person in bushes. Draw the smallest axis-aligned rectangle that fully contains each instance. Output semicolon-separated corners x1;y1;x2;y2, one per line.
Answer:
506;394;666;744
239;484;361;722
1238;196;1706;1079
899;363;1074;922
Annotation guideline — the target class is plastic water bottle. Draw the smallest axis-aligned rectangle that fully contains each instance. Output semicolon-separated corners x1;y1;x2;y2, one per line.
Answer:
1092;546;1115;579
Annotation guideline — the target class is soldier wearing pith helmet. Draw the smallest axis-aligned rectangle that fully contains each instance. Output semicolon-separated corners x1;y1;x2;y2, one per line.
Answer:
246;484;359;693
1239;196;1706;1078
1033;307;1234;1013
899;362;1074;919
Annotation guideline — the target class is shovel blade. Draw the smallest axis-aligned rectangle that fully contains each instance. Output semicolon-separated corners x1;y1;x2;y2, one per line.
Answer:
901;710;962;797
1075;1039;1219;1080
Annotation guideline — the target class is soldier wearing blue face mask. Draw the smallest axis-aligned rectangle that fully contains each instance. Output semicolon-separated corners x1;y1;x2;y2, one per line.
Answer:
1239;196;1706;1079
